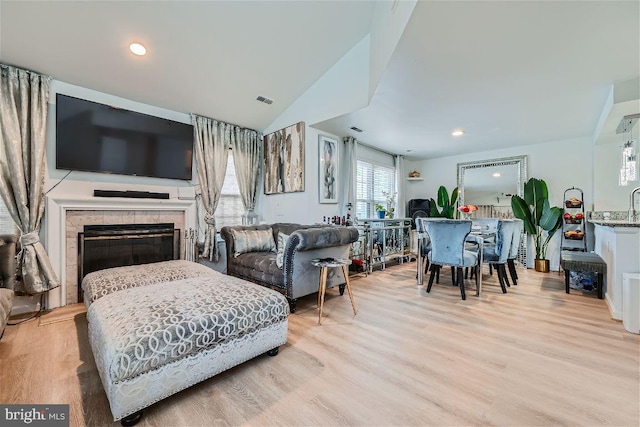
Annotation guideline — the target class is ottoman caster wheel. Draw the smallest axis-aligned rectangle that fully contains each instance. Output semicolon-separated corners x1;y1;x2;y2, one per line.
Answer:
121;410;143;426
266;347;279;357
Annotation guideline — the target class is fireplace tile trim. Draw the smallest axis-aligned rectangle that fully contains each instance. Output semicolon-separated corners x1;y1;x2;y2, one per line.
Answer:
46;195;196;309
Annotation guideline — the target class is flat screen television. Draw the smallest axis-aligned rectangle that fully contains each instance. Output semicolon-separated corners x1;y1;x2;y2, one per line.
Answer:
56;94;194;180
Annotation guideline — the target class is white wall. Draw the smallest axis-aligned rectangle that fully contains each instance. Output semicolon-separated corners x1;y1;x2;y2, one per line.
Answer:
368;0;418;97
404;136;593;270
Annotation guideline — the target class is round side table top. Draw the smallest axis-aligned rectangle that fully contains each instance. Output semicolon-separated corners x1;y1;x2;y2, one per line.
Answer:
310;257;352;268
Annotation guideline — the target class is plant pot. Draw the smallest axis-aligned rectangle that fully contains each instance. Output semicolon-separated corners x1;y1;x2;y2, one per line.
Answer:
534;259;550;273
376;210;386;219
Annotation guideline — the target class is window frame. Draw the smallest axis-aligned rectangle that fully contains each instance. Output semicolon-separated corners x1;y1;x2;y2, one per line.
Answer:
356;159;396;219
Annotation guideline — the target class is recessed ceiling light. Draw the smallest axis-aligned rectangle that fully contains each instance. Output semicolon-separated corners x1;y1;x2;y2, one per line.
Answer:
492;172;501;177
129;43;147;56
452;129;465;136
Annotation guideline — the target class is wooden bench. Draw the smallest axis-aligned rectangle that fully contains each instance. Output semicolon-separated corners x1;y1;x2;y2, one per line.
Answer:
560;251;606;299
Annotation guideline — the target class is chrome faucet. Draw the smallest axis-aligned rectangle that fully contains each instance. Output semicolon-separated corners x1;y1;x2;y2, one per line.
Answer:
630;186;640;222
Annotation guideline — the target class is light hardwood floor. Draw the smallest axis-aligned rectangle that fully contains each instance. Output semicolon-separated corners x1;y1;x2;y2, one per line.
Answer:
1;263;638;426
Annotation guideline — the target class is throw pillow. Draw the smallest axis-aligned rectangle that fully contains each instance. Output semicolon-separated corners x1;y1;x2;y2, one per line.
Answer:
231;228;276;258
276;232;290;269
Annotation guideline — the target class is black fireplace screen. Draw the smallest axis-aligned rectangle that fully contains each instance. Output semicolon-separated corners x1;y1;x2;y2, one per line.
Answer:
78;223;180;301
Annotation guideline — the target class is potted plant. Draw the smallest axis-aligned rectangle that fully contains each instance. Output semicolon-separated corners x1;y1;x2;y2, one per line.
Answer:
375;203;386;219
429;186;459;219
510;178;563;272
382;191;397;219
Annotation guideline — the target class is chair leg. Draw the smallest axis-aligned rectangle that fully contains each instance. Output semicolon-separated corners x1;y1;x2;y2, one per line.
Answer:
489;264;493;276
435;265;440;284
597;272;604;299
424;257;430;275
451;266;457;286
457;267;466;300
497;265;507;293
502;265;511;287
465;267;469;279
427;265;437;293
508;259;518;285
565;270;570;294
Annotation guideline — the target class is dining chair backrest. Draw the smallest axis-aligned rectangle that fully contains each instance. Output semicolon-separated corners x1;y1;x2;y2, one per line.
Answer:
508;219;523;259
423;219;472;267
471;217;499;233
494;220;517;264
415;217;431;256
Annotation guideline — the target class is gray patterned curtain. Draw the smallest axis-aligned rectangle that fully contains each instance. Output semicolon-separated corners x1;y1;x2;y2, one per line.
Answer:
0;64;59;295
231;128;262;224
192;115;230;261
341;137;358;218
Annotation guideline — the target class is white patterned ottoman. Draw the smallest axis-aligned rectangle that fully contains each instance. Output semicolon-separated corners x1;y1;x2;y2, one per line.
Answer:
87;270;289;425
82;260;214;308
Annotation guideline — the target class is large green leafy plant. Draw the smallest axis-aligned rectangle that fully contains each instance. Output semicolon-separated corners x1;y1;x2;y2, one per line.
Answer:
429;186;459;219
511;178;562;260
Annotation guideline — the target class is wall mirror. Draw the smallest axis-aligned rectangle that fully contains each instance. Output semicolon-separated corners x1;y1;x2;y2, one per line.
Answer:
457;155;527;215
457;155;528;262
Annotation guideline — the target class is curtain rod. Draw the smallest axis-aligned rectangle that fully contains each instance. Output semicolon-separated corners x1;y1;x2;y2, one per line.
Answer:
348;139;398;157
190;113;261;135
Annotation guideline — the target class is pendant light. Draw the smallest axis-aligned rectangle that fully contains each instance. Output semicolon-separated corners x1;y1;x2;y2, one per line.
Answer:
617;114;640;186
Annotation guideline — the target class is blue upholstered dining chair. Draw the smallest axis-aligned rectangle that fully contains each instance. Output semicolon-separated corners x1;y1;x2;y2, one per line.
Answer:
480;219;517;293
507;219;523;285
422;219;480;300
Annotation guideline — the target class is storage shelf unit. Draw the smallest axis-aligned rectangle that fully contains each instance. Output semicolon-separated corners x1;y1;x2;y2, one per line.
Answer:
356;218;412;273
559;187;587;270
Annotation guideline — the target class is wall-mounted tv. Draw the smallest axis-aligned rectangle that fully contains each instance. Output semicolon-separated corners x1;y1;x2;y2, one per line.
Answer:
56;94;194;180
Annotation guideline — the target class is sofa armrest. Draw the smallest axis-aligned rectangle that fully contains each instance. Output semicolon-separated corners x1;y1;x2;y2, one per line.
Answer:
287;226;359;252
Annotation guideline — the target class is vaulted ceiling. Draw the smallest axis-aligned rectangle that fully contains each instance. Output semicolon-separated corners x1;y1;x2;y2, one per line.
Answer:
1;1;638;160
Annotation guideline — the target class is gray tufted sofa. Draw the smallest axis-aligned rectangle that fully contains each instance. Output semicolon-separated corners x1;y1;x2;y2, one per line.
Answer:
221;223;359;312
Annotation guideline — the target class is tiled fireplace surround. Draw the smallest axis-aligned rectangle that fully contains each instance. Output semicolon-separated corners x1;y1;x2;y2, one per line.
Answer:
46;195;196;308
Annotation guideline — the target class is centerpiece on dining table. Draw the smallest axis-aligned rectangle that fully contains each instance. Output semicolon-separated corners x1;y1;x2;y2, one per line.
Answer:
457;204;478;219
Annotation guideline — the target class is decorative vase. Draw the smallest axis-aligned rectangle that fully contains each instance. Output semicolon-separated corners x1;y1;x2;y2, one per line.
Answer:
534;259;550;273
376;210;386;219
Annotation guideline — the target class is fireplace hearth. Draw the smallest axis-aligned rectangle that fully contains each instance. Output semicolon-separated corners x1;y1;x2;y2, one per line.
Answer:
78;223;180;301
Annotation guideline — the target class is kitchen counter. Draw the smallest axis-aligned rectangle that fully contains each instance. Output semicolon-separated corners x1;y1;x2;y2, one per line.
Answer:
590;221;640;320
589;220;640;227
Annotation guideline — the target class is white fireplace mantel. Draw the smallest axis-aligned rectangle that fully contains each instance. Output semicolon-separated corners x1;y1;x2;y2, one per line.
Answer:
45;194;196;308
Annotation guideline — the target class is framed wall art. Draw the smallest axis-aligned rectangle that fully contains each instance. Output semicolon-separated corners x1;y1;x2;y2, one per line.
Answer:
319;135;338;203
263;121;305;195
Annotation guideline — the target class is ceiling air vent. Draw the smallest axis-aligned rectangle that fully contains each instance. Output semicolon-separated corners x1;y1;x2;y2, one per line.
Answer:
256;96;274;105
350;126;363;133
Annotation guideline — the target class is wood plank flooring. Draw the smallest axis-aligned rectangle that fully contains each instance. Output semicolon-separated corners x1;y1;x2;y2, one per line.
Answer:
0;263;638;426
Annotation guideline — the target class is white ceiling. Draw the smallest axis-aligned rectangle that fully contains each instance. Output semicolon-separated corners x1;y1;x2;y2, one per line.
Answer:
0;1;374;131
315;1;640;159
1;1;638;160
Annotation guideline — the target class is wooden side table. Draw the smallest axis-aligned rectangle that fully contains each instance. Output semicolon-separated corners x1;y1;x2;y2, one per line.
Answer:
310;258;357;325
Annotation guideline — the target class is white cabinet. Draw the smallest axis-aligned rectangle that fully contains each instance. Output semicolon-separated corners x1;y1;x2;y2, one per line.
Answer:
593;222;640;320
